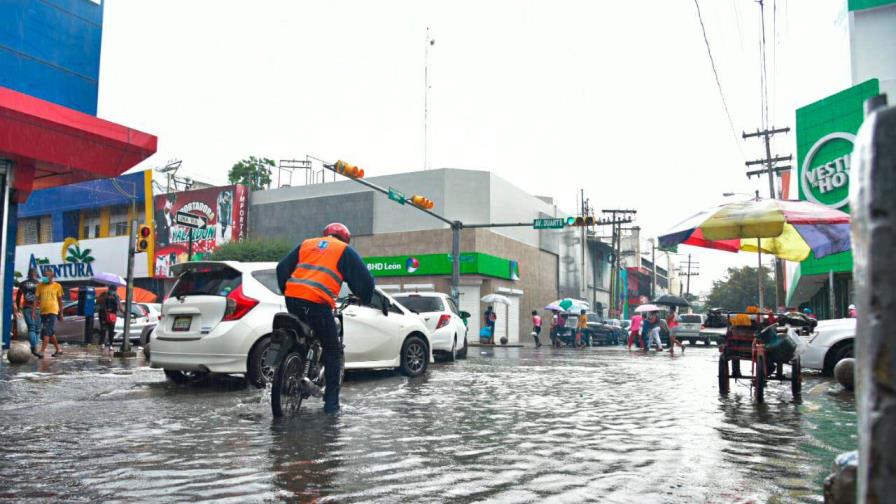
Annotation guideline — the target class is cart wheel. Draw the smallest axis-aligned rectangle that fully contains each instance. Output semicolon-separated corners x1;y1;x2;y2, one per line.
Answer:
718;356;730;395
791;356;802;397
754;354;766;403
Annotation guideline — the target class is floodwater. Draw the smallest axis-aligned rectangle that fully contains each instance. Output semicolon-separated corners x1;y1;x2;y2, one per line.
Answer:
0;344;856;503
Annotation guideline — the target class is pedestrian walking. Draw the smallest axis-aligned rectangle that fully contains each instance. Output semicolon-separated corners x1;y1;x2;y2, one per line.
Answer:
549;310;561;347
575;309;588;348
640;311;668;352
14;268;43;358
36;268;64;357
97;286;120;349
666;307;685;355
531;310;543;347
627;313;643;351
483;305;497;344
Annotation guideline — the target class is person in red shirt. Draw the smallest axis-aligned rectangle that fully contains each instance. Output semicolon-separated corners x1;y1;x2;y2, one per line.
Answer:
628;314;643;350
666;307;685;355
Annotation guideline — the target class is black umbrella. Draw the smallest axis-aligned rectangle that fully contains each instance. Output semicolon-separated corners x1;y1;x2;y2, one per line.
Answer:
653;294;691;307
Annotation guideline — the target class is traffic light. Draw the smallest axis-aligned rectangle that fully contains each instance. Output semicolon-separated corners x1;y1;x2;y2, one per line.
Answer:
409;195;434;210
135;224;152;253
334;160;365;179
565;216;595;227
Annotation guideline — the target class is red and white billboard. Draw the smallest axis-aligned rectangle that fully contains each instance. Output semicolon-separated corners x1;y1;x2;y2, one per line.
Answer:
153;184;248;278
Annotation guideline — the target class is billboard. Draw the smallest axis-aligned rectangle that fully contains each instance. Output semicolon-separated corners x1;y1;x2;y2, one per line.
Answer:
363;252;519;280
153;185;248;278
15;236;149;282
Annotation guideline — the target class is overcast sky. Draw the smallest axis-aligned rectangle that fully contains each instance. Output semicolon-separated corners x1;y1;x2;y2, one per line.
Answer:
97;0;852;292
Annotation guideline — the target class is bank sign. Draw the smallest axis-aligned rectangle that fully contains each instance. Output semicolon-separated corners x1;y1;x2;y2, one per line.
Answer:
796;79;879;212
364;252;520;281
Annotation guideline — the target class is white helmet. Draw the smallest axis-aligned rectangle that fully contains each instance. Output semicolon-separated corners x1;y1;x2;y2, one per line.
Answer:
848;304;856;310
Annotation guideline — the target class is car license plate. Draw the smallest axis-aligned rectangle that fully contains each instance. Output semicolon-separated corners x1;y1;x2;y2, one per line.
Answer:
172;316;192;332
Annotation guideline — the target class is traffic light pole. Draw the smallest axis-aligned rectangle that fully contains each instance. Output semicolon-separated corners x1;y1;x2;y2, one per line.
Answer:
115;220;137;358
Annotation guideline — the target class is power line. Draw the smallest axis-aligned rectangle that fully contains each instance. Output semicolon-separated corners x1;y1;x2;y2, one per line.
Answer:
693;0;744;160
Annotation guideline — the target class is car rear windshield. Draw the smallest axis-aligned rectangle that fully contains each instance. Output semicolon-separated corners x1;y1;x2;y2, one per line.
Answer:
393;295;444;313
680;314;702;323
169;268;242;298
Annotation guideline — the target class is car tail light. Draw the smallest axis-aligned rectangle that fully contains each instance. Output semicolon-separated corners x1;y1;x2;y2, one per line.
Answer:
223;285;259;321
436;314;451;329
700;324;705;330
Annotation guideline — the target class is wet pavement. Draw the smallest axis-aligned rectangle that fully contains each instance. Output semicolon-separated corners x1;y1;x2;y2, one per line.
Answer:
0;344;856;503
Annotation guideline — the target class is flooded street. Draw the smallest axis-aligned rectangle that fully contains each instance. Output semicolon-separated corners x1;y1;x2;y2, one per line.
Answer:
0;344;855;503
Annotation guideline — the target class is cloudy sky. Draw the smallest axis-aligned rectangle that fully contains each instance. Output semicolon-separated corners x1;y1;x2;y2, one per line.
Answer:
97;0;852;292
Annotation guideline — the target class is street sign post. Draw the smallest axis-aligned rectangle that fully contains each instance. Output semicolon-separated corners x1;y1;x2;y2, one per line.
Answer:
533;218;565;229
174;211;207;261
174;211;207;229
388;187;406;205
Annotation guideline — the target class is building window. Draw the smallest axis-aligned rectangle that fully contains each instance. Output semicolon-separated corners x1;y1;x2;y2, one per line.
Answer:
82;209;101;239
16;216;52;245
109;206;130;236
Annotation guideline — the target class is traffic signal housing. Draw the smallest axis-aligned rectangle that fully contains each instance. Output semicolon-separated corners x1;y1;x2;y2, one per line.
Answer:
410;195;434;210
135;224;152;253
334;160;365;179
565;216;595;227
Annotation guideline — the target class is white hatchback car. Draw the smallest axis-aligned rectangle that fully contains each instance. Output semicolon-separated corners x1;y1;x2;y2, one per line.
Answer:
391;292;468;361
150;261;433;385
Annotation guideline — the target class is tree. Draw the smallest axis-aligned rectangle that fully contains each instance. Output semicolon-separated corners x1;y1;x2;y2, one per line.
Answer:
228;156;274;190
208;238;294;262
704;265;775;311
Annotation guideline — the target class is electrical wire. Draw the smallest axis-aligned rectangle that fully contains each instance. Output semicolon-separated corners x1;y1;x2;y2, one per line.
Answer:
758;0;770;130
693;0;744;160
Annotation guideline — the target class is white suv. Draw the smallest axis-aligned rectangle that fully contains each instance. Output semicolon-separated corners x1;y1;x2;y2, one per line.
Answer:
151;261;434;385
391;292;468;361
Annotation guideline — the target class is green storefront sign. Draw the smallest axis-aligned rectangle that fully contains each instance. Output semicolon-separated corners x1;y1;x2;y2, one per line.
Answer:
848;0;896;11
788;79;879;305
364;252;520;281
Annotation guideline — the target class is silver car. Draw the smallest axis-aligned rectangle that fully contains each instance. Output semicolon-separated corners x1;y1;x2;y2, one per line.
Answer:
672;314;710;345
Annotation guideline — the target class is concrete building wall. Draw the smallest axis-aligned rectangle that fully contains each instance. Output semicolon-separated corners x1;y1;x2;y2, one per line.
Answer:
251;191;374;243
850;4;896;97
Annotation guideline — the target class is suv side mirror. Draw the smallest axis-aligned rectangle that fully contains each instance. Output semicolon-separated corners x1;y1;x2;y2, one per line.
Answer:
382;303;389;317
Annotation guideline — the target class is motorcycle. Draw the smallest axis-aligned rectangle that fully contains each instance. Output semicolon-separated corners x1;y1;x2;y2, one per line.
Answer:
269;297;350;418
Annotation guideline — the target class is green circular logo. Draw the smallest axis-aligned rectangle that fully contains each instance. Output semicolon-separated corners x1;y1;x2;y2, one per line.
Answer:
800;132;855;208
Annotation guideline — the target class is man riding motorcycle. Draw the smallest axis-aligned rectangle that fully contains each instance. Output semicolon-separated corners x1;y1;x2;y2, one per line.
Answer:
276;223;374;414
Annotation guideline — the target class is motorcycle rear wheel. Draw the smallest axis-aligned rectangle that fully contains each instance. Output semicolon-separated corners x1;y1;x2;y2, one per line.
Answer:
271;351;305;418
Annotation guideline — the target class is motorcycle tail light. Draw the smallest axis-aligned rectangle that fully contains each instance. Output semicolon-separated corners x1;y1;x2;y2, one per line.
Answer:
223;285;259;321
436;314;451;330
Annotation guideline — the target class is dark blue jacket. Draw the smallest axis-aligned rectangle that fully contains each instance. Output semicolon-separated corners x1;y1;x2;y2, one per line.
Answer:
276;240;375;306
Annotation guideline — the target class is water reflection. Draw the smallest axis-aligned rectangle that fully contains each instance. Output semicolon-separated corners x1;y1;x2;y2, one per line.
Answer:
0;345;856;503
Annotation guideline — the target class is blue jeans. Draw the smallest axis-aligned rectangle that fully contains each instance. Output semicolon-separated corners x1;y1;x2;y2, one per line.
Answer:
22;307;41;350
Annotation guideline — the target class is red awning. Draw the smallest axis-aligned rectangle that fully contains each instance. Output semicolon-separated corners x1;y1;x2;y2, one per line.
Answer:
0;86;157;200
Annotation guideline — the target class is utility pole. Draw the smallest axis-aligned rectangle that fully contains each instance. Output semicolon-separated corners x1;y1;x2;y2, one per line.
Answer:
602;209;636;317
743;126;791;310
580;189;587;301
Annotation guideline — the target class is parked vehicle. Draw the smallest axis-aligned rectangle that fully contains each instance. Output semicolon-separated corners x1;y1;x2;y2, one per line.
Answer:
54;302;150;344
150;261;433;386
391;292;468;361
672;314;708;345
603;319;628;344
700;308;730;345
797;318;855;375
138;303;162;324
555;312;619;346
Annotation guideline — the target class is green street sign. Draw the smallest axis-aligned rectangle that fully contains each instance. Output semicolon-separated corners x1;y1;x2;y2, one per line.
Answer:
533;218;565;229
387;187;406;205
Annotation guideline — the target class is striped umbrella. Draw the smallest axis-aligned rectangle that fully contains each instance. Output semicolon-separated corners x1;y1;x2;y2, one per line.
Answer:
658;197;850;308
658;198;850;262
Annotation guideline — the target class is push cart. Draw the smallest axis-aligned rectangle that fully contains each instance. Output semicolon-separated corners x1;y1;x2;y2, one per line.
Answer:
718;311;802;402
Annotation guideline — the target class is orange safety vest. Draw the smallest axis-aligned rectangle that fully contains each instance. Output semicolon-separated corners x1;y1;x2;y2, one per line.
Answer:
284;236;347;307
